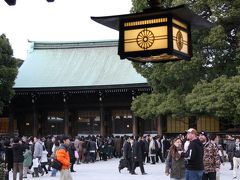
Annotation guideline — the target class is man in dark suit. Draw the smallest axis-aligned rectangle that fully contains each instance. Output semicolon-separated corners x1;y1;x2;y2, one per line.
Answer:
132;136;147;175
122;136;133;173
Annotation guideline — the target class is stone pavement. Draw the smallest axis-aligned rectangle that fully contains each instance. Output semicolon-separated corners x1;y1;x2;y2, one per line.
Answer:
9;158;237;180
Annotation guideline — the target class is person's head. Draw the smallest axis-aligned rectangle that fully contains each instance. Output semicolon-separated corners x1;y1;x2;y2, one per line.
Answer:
34;137;39;143
227;135;234;140
4;140;11;147
209;134;217;143
52;136;56;142
22;136;27;143
173;138;182;148
186;128;198;141
199;131;208;143
170;138;182;159
13;137;20;144
55;141;60;147
134;136;139;141
178;134;184;140
125;136;130;142
41;137;46;142
61;135;70;146
236;137;240;143
129;136;134;144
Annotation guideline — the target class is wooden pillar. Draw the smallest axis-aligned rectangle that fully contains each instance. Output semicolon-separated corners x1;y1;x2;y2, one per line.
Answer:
42;112;48;136
100;105;106;137
157;116;163;137
112;116;115;134
73;111;78;136
63;94;69;135
132;114;138;137
32;102;38;137
8;104;14;136
99;91;106;137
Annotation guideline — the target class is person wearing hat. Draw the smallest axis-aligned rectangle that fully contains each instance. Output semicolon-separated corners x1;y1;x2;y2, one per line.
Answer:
185;128;204;180
56;135;73;180
199;131;208;143
200;133;221;180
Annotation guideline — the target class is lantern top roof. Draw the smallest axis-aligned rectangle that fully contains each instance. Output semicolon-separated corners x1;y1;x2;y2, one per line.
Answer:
91;4;212;31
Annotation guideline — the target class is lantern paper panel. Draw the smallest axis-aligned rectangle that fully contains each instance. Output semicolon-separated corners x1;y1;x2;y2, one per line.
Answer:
124;26;168;52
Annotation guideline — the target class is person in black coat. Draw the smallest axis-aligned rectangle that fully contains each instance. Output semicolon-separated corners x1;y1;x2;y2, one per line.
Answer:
45;136;54;171
68;142;76;172
185;128;204;180
139;136;147;162
123;137;133;173
143;136;150;163
132;136;147;175
4;140;13;173
12;137;25;180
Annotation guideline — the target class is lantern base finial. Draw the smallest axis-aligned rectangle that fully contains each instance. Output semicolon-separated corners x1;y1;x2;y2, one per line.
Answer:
145;0;165;12
147;0;164;8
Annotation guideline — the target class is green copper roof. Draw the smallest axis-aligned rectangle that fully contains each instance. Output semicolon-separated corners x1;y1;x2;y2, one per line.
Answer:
14;40;147;89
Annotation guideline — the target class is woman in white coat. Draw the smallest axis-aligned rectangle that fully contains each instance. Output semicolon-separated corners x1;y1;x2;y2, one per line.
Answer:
149;136;156;164
40;146;49;175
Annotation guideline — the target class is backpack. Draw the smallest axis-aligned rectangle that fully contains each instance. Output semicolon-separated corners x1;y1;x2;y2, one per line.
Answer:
51;158;62;171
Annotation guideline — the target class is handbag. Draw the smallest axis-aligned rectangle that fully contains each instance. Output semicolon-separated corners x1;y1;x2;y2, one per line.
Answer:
74;150;79;159
151;149;156;154
51;158;62;171
32;158;39;168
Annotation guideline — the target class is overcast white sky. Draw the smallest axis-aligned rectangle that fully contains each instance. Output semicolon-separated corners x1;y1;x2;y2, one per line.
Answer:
0;0;132;60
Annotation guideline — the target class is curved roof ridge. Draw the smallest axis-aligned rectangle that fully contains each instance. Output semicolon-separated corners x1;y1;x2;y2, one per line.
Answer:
29;40;118;49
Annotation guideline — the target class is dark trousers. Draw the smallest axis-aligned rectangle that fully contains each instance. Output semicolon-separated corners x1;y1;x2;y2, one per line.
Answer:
132;161;145;174
202;172;216;180
89;152;96;162
156;150;165;163
33;166;43;177
144;152;150;163
5;171;9;180
70;161;75;172
126;158;132;172
41;162;48;174
13;163;23;180
150;156;156;164
33;168;39;177
228;152;234;169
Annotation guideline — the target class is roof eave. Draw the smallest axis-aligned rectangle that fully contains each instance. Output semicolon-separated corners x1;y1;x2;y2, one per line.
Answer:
91;4;212;30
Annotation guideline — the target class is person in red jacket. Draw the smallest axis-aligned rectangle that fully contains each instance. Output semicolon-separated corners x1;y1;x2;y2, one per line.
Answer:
56;136;73;180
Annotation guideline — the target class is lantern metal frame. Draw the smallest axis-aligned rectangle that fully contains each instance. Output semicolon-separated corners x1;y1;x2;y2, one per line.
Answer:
118;14;192;62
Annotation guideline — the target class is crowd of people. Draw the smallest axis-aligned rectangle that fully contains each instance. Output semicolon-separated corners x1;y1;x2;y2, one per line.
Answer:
0;129;239;180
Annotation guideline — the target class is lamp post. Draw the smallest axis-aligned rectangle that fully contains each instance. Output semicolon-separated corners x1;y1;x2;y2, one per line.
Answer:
91;0;211;63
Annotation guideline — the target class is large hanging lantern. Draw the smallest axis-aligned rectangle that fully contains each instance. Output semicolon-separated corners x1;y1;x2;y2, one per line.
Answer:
91;3;211;63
